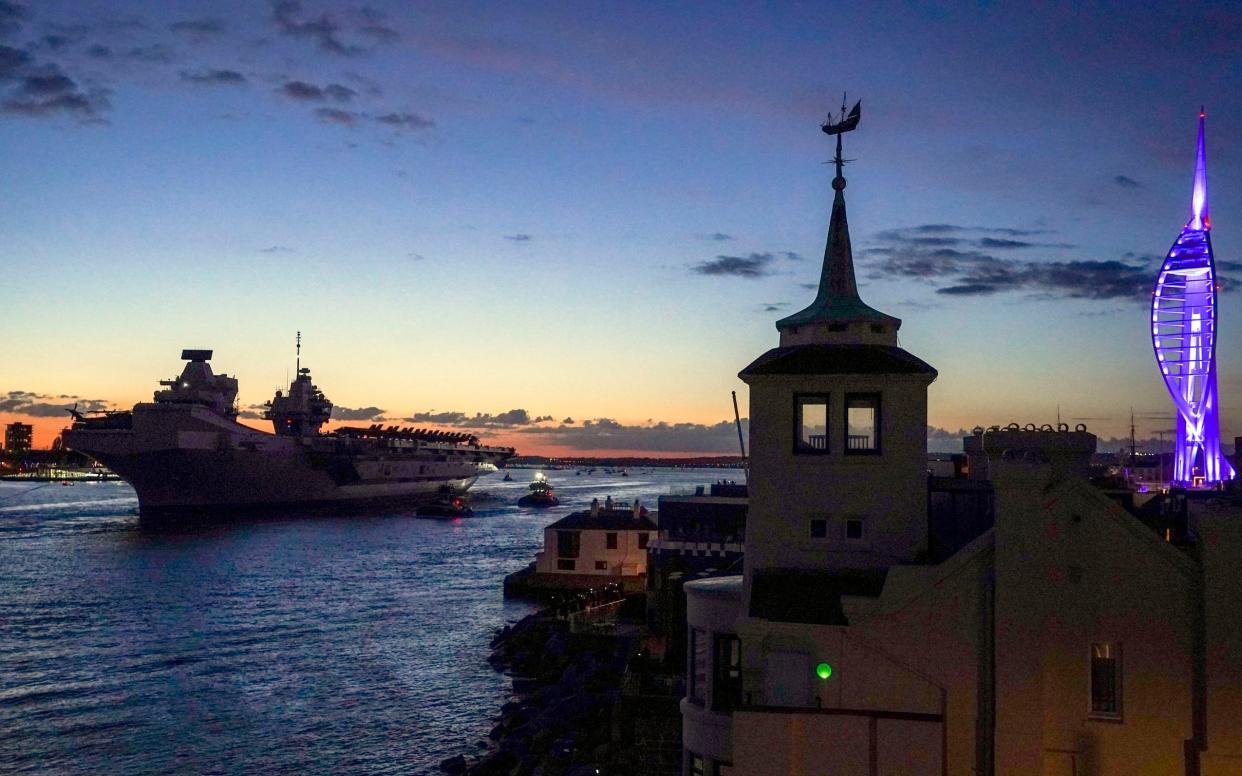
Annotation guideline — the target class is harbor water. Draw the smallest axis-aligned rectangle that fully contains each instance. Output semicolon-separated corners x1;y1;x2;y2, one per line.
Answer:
0;467;742;775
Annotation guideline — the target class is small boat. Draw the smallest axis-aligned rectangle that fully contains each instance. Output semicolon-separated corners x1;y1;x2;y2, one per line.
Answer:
502;472;513;482
417;495;473;518
517;474;559;508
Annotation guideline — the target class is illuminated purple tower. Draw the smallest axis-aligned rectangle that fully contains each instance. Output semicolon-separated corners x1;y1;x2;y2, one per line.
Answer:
1151;109;1236;486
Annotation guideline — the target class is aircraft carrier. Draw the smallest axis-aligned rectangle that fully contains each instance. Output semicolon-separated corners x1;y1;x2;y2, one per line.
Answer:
62;348;516;518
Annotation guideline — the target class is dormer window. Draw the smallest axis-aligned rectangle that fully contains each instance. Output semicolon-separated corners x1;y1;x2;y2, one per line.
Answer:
845;393;880;454
794;394;829;454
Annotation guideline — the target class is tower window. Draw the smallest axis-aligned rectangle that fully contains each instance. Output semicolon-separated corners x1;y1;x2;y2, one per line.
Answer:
870;324;885;334
606;532;618;549
1090;642;1122;720
810;519;828;539
845;393;881;454
844;517;865;540
794;394;830;454
690;629;708;705
712;634;743;712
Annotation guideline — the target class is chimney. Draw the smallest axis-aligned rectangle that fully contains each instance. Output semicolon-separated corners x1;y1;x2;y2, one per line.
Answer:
590;498;600;518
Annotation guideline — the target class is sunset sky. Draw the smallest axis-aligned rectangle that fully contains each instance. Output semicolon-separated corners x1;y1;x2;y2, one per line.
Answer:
4;1;1242;455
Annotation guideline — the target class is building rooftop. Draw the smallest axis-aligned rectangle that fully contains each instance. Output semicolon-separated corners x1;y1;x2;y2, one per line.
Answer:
748;569;888;625
739;344;938;378
546;509;658;532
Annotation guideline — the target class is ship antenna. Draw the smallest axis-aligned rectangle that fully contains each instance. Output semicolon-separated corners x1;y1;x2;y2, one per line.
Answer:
296;330;301;374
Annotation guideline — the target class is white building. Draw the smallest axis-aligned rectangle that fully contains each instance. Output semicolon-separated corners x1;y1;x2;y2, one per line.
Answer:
681;123;1242;776
532;500;658;592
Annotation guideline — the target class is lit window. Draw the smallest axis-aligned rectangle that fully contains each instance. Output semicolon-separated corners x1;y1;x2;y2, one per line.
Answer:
606;532;618;549
795;394;829;453
810;519;827;539
845;518;864;540
595;560;607;570
690;629;708;704
712;634;742;712
1090;642;1122;719
689;754;706;776
845;394;880;454
557;530;580;558
638;532;650;550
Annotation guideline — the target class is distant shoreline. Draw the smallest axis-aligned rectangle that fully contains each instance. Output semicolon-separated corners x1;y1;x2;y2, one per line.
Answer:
505;456;745;468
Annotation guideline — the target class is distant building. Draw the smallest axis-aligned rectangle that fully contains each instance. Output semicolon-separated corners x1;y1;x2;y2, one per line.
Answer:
647;482;748;665
681;116;1242;776
530;499;658;593
4;422;33;452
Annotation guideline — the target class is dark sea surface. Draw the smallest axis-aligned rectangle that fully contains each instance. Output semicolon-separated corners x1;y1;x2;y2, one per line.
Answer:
0;467;741;775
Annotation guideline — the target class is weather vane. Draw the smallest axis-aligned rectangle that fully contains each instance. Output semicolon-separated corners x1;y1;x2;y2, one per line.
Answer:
821;93;861;186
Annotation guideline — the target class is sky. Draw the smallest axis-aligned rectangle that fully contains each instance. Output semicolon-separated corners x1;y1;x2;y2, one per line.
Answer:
3;1;1242;456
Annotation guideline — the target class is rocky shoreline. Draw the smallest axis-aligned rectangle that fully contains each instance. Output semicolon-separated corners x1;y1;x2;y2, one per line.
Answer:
439;610;636;776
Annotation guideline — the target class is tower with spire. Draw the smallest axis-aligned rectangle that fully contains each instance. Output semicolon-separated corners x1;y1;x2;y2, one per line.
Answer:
737;99;938;587
1150;109;1235;486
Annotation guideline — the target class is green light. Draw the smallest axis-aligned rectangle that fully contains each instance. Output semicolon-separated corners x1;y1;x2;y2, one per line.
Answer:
816;662;833;680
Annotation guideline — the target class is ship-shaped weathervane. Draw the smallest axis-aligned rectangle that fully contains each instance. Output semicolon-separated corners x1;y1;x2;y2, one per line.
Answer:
822;95;861;186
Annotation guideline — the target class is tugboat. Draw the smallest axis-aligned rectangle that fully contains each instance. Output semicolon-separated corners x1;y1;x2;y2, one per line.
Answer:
517;473;560;508
62;340;516;518
416;494;474;519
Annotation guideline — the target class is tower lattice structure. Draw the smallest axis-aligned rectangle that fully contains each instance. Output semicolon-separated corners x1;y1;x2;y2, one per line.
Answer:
1151;110;1235;486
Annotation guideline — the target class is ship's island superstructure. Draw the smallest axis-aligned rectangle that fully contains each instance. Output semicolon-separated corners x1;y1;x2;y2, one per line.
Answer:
63;349;516;517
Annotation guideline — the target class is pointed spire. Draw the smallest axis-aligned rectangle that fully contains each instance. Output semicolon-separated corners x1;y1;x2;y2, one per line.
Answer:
1190;107;1209;231
817;173;859;300
776;103;897;337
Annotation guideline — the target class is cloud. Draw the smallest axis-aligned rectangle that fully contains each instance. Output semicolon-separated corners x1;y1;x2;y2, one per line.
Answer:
169;18;225;36
280;79;355;102
374;111;433;130
0;390;109;417
0;2;28;37
259;245;295;253
125;44;174;63
314;107;356;126
360;24;399;43
331;405;385;421
692;252;775;278
863;225;1176;302
562;417;575;425
937;283;999;296
699;232;734;241
518;417;751;454
407;252;425;261
0;45;31;78
504;233;532;242
19;70;74;95
760;302;788;312
3;88;110;119
180;69;246;85
272;0;360;55
1114;175;1141;188
405;408;552;428
0;38;109;121
978;237;1037;249
86;44;112;59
